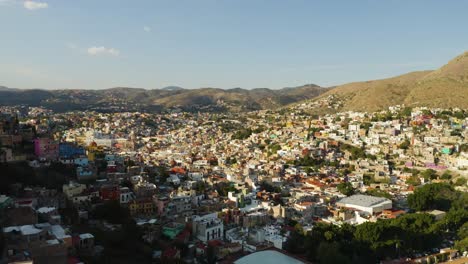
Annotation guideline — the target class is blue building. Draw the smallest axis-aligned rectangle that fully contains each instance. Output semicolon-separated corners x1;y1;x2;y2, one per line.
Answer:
59;143;85;159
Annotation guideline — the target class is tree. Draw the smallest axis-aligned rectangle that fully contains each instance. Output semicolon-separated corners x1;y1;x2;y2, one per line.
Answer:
455;237;468;252
365;189;392;199
454;177;467;186
440;171;452;180
407;183;459;211
285;229;305;254
337;182;355;196
406;176;421;186
259;181;281;193
458;222;468;239
231;128;252;140
92;201;132;224
340;144;366;160
206;244;217;264
399;139;411;150
400;107;412;118
0;228;4;255
441;209;468;232
317;242;350;264
420;169;437;180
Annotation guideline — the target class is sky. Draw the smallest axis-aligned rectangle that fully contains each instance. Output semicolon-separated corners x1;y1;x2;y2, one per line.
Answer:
0;0;467;90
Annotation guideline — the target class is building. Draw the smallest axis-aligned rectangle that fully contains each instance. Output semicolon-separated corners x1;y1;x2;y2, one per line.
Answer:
58;143;85;159
192;213;224;242
162;222;185;240
2;224;69;264
234;250;304;264
0;195;13;210
77;233;94;252
100;185;120;201
129;198;156;216
336;194;392;215
33;138;59;160
63;182;86;200
119;187;134;204
0;147;13;162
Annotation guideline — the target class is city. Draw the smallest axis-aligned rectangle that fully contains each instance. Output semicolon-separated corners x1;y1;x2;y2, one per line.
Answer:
1;1;468;264
0;102;467;263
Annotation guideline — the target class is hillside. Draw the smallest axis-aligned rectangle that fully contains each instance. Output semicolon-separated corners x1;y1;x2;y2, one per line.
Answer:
3;52;468;113
0;85;328;113
308;51;468;112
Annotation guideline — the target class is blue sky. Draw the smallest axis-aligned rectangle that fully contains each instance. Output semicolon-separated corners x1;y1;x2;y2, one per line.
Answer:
0;0;467;90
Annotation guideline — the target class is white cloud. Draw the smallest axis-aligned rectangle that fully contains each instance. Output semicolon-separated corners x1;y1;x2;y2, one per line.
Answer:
87;46;120;57
143;26;151;32
23;0;48;10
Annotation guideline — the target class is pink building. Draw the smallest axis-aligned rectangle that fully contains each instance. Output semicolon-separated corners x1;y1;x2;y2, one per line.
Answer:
34;138;59;160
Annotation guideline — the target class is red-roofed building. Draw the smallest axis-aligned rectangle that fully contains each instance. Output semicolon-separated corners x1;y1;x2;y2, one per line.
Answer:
162;247;180;260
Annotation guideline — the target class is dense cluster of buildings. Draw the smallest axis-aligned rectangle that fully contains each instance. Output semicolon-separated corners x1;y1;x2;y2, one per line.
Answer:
0;104;467;263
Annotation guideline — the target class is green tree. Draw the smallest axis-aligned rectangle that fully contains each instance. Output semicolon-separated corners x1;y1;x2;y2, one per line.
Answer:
454;177;467;186
407;183;458;211
399;139;411;150
440;171;452;180
285;229;305;254
420;169;437;180
458;222;468;239
337;182;355;196
400;107;412;118
441;209;468;232
365;189;392;199
455;237;468;252
317;242;351;264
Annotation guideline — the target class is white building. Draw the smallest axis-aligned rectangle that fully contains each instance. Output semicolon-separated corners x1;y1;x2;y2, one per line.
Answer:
336;194;392;214
192;213;224;242
120;187;134;204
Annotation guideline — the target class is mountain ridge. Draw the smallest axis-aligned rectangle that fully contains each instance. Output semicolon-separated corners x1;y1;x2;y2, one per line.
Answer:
0;84;329;112
305;51;468;112
2;52;468;113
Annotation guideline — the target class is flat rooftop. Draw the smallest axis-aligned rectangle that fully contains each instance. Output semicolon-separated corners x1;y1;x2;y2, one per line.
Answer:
338;194;390;207
235;250;304;264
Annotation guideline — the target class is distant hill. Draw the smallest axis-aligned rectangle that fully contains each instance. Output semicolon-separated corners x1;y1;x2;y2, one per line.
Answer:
160;86;185;91
3;52;467;113
310;51;468;112
0;84;328;112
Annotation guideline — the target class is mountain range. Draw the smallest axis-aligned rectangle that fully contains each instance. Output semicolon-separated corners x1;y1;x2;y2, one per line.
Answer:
0;84;328;112
1;51;467;113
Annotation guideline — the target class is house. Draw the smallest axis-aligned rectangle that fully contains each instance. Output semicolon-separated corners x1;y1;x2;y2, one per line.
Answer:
129;198;156;216
167;174;181;185
76;166;96;180
0;147;13;162
192;213;224;242
100;185;120;201
3;223;69;264
162;247;180;261
6;206;37;226
73;157;89;166
162;222;185;240
58;143;85;159
119;187;134;204
0;195;13;210
63;182;86;200
77;233;94;252
33;138;59;160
